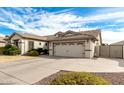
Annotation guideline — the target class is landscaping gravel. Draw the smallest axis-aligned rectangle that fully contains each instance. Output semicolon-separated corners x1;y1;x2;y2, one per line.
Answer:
34;70;124;85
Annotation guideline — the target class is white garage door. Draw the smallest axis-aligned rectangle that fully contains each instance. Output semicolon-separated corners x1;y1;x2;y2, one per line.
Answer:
54;42;85;57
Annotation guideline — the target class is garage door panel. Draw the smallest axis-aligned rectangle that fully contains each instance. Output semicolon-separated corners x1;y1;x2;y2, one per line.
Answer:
54;43;85;57
54;45;68;57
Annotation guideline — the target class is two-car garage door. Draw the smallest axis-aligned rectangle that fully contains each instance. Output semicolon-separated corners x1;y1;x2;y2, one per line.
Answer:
53;42;85;57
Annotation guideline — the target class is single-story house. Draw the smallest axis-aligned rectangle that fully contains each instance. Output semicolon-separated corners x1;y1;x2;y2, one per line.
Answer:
0;36;6;47
9;29;102;58
110;40;124;45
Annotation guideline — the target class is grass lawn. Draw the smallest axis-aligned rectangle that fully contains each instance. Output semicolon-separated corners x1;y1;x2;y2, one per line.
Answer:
0;55;36;63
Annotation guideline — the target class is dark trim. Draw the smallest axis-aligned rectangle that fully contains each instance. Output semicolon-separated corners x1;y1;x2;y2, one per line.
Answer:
99;46;101;57
109;45;110;57
122;46;123;58
53;43;54;56
85;49;92;51
23;37;47;42
49;38;97;42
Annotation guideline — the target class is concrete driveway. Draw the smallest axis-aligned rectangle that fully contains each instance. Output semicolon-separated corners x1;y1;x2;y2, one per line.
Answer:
0;55;124;85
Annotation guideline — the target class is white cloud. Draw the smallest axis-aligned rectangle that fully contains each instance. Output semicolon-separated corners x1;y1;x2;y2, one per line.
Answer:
115;18;124;23
102;29;124;44
0;7;124;44
0;33;5;37
83;11;124;23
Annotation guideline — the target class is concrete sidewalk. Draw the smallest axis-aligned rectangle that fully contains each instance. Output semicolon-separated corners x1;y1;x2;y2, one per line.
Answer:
0;56;124;85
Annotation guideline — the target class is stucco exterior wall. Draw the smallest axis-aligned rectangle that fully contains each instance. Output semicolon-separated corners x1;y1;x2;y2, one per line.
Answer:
96;35;101;45
49;42;53;56
84;40;95;58
90;40;95;58
20;40;47;54
33;41;46;49
94;46;100;57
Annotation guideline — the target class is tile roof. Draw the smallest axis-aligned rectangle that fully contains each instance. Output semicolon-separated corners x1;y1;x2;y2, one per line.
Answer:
48;29;101;41
10;29;101;41
10;32;47;41
79;29;101;39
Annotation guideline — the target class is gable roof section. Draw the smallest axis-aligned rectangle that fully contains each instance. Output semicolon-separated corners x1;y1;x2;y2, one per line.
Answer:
49;29;101;41
80;29;102;44
9;32;47;41
80;29;101;39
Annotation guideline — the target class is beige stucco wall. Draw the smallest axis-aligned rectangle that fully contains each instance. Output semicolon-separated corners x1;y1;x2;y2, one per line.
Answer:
96;35;101;45
85;40;95;58
34;40;46;49
49;42;53;56
94;46;100;57
90;40;95;58
20;39;47;55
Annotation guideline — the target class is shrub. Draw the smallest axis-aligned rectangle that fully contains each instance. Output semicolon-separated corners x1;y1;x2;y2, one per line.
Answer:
27;50;39;56
28;49;37;52
28;48;48;55
50;72;111;85
3;45;21;55
43;49;48;54
36;48;43;55
4;45;12;49
0;47;5;55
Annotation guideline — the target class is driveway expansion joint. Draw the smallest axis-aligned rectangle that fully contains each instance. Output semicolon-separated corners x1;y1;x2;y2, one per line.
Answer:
0;70;30;84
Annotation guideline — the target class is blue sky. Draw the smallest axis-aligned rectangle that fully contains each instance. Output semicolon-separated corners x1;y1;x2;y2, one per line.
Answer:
0;7;124;43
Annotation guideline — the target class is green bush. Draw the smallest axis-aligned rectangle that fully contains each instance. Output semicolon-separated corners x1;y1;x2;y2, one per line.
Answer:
27;50;39;56
43;49;48;54
3;45;21;55
0;47;5;55
28;48;48;55
28;49;37;52
50;72;111;85
36;48;43;55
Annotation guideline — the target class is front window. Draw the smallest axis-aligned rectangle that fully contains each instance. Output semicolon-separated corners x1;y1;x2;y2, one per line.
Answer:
39;42;41;45
13;39;19;48
28;41;34;50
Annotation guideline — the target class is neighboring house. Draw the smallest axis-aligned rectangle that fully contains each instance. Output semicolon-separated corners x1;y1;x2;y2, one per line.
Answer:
9;29;102;58
0;36;6;47
110;40;124;45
